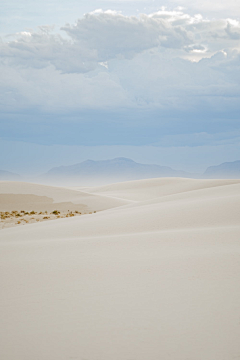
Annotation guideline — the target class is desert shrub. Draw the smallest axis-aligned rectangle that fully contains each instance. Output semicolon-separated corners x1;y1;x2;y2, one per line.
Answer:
30;211;36;215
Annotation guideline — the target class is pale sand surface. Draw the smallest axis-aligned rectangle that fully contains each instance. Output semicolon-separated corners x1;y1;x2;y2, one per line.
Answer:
1;178;240;360
87;177;240;201
0;181;130;230
0;181;131;211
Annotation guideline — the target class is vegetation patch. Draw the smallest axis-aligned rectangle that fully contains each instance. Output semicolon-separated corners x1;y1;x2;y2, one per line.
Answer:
0;209;97;230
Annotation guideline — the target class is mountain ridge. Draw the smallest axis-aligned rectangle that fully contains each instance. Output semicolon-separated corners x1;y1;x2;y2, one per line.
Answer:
42;157;197;185
0;170;21;181
204;160;240;179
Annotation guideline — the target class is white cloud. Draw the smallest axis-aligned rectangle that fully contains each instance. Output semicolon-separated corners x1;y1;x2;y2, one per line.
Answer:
1;9;240;73
0;9;240;113
169;0;240;18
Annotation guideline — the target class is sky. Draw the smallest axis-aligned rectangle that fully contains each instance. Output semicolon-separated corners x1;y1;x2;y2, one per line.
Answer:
0;0;240;175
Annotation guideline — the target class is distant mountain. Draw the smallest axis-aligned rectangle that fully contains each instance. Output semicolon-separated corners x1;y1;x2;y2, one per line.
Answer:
0;170;20;181
42;158;196;185
204;160;240;179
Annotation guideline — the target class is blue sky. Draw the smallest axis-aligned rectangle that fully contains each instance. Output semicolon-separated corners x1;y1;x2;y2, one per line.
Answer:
0;0;240;175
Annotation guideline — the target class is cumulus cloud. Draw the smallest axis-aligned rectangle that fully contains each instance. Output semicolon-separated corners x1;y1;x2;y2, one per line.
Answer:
62;10;193;59
0;8;240;118
1;9;239;74
169;0;240;18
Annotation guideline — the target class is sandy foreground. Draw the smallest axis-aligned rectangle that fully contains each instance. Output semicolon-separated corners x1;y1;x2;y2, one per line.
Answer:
1;178;240;360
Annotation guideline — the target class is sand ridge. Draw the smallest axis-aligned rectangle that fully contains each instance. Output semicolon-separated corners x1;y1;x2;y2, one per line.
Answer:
0;181;131;211
87;177;240;201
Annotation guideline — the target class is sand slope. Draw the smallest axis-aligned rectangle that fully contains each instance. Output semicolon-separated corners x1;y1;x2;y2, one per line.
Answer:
1;178;240;360
0;181;131;212
88;177;240;201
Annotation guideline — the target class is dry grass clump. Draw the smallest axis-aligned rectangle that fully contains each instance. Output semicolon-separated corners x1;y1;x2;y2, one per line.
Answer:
66;211;75;217
1;208;85;230
1;211;12;219
1;212;6;219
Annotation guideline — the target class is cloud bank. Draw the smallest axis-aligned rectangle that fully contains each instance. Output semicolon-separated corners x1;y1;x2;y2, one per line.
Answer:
0;8;240;148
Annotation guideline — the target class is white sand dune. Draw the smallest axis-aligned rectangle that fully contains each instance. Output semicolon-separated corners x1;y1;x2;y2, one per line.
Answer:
0;181;130;212
1;178;240;360
88;177;240;201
